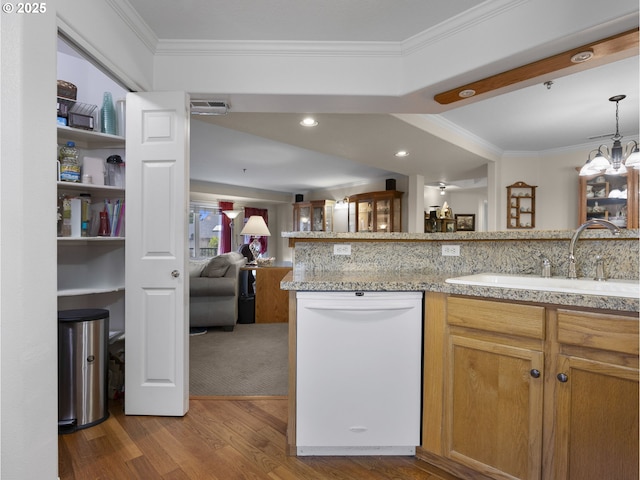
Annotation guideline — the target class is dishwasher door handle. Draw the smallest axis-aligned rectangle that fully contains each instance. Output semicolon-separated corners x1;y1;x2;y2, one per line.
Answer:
301;305;415;312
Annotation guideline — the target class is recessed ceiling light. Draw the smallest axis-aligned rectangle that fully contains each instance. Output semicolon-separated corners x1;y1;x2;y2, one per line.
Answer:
395;150;409;157
570;50;594;63
300;117;318;127
458;89;476;98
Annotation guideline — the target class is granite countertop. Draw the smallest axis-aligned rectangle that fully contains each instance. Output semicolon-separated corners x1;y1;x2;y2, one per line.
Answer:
281;270;639;313
282;229;640;241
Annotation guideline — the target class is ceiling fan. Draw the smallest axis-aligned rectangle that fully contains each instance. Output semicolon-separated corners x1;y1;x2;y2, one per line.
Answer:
434;28;639;105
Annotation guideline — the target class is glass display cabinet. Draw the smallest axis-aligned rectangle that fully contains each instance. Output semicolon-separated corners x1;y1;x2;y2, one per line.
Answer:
578;170;638;228
348;190;403;232
292;200;335;231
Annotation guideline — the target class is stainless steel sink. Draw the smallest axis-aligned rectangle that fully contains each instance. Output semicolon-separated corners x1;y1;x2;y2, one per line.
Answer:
445;273;639;299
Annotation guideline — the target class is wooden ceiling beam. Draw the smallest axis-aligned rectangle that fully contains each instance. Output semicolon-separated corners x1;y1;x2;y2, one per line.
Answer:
434;28;639;105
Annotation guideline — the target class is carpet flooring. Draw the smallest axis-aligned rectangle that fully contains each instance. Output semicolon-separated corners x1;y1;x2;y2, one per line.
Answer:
189;323;289;396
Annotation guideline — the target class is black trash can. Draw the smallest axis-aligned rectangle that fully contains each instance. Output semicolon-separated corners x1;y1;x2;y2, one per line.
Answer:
58;308;110;434
238;293;255;324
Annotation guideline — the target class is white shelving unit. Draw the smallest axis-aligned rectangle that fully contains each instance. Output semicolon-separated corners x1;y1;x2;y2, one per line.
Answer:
57;126;126;337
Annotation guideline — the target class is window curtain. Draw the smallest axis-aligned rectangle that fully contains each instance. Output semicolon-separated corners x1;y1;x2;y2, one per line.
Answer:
243;207;269;255
219;201;234;253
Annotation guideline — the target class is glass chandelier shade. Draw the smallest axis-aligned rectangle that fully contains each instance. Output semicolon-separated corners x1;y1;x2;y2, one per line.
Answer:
580;95;640;176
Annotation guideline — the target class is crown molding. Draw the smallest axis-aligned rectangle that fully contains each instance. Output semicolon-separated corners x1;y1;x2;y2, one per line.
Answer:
401;0;527;55
118;0;526;59
107;0;158;54
155;39;401;57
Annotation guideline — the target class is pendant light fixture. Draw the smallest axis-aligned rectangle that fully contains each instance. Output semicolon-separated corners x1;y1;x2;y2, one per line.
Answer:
580;95;640;176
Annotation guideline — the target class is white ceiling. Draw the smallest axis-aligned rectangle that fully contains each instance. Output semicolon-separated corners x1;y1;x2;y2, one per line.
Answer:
126;0;639;194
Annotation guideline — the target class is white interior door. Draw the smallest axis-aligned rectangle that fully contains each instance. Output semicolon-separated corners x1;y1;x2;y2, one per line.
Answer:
125;91;190;416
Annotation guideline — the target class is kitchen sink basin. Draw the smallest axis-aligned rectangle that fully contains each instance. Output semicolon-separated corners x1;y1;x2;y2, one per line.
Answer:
445;273;639;299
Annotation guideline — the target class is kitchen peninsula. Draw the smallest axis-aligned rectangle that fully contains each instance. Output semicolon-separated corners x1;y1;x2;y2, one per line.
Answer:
281;230;639;480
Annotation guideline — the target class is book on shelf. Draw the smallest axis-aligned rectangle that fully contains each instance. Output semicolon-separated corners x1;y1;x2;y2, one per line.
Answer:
104;199;125;237
58;195;124;238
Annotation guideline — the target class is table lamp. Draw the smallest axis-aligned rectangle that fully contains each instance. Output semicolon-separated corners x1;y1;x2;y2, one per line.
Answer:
240;215;271;263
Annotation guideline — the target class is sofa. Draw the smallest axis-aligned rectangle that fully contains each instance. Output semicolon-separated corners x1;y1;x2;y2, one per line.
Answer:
189;251;247;331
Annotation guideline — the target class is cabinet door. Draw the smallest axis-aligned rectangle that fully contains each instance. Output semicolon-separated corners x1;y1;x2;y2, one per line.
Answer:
578;170;639;228
357;199;373;232
324;203;333;231
554;355;638;480
348;201;356;232
376;198;391;232
296;205;311;231
445;335;543;480
311;205;324;231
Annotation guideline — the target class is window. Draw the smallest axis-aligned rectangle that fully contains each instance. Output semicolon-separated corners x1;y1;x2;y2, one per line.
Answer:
189;204;222;258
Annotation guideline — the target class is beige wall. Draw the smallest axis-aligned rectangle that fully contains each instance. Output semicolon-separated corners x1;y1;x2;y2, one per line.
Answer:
499;150;584;230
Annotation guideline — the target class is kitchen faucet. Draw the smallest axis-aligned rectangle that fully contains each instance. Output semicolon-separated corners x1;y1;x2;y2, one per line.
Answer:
567;219;621;279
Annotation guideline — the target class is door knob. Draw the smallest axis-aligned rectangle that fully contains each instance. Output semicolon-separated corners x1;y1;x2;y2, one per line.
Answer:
171;270;180;278
557;373;569;383
530;369;541;378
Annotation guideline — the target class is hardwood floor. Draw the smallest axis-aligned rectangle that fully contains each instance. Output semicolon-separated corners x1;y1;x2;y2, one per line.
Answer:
59;397;461;480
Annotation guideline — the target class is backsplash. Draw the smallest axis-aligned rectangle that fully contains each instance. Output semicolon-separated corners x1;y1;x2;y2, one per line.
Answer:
286;230;639;281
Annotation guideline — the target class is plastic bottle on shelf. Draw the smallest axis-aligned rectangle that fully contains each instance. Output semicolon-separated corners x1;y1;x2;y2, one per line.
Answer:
116;98;126;136
80;194;91;237
101;92;116;135
59;141;80;182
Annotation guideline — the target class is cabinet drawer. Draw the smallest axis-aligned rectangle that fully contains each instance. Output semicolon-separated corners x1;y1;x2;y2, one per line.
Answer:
557;309;639;355
447;297;545;340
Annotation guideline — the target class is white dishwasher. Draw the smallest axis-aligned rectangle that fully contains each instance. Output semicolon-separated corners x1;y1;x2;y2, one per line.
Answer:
296;291;423;456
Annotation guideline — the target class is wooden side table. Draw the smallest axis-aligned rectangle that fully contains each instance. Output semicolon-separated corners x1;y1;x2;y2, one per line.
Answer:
241;265;292;323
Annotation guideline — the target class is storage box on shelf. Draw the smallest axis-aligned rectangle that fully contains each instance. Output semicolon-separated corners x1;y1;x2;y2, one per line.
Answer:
57;126;126;337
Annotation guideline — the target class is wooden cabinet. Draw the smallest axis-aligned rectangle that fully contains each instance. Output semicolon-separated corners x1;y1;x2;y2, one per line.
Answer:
419;294;639;480
445;297;545;479
57;127;126;337
348;190;403;232
292;200;335;231
507;181;536;229
578;170;638;228
552;309;639;480
244;265;292;323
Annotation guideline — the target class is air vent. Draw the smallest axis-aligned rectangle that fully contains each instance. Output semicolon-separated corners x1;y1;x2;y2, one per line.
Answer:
190;100;229;116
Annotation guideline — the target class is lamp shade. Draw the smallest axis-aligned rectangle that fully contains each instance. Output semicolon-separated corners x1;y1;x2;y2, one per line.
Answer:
222;209;243;219
240;216;271;236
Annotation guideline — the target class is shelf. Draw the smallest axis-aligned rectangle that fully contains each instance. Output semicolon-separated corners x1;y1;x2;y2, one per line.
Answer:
57;285;125;297
506;181;536;229
58;236;125;243
585;197;627;205
57;181;124;196
57;126;124;148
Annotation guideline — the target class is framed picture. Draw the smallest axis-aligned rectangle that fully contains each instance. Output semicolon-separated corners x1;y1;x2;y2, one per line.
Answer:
455;214;475;231
442;219;456;233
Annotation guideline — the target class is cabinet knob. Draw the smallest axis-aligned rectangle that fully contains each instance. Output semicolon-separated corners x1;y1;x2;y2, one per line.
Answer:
171;270;180;278
557;373;569;383
530;369;541;378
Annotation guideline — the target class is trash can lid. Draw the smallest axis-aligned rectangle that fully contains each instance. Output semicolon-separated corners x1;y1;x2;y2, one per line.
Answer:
58;308;109;322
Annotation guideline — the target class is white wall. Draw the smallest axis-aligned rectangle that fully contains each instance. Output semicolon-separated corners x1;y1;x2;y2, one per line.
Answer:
499;150;584;230
57;40;129;129
57;0;155;92
1;10;59;480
